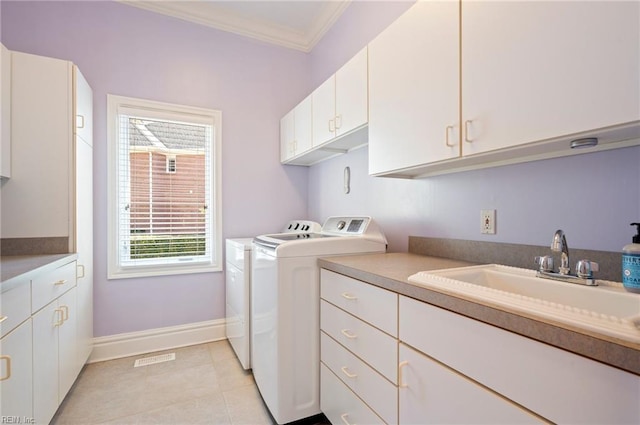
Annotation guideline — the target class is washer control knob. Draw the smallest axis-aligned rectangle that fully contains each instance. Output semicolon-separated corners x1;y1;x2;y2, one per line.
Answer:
337;220;346;230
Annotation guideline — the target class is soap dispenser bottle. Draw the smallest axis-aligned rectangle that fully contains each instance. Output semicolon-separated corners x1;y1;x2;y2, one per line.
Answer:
622;222;640;292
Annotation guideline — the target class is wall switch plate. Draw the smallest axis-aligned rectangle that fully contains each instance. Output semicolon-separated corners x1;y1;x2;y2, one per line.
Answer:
481;209;496;234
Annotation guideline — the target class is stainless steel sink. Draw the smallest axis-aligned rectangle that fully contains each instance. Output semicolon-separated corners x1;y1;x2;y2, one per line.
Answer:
408;264;640;343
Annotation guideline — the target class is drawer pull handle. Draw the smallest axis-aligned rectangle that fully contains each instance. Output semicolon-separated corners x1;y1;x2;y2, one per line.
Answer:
341;292;357;300
340;329;357;339
77;264;85;278
54;279;67;286
340;413;354;425
398;360;409;388
0;316;7;324
0;355;11;381
340;366;357;379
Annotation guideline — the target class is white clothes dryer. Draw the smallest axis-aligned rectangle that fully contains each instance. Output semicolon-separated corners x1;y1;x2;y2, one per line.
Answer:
251;216;387;424
225;220;320;370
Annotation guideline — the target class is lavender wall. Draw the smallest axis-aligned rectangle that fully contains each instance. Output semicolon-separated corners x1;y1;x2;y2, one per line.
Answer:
307;2;640;254
3;0;638;338
1;1;311;336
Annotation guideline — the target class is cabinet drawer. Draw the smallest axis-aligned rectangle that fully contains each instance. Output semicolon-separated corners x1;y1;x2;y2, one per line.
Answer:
321;269;397;336
321;364;385;425
321;300;398;383
1;280;31;338
321;332;397;425
400;295;640;424
32;260;76;313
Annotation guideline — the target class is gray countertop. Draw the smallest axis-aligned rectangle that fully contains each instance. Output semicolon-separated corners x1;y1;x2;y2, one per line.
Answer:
1;253;77;291
319;252;640;376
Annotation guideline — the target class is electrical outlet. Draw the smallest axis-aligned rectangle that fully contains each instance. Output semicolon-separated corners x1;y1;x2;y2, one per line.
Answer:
481;209;496;234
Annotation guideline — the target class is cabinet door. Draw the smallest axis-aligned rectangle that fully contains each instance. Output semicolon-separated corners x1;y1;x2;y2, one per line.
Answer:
3;51;72;239
399;343;540;424
294;94;313;154
462;1;640;155
75;134;93;367
58;288;78;399
0;319;33;419
33;302;61;425
74;66;93;147
280;109;295;162
335;47;368;138
312;75;336;146
368;0;460;176
1;43;11;178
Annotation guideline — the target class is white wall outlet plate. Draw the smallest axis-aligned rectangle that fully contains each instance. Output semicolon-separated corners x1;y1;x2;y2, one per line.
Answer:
481;209;496;234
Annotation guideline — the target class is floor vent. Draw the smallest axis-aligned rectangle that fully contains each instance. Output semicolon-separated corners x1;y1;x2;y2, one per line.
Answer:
134;353;176;368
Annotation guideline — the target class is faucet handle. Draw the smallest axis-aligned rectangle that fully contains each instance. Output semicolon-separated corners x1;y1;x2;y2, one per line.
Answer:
535;255;554;272
576;260;599;279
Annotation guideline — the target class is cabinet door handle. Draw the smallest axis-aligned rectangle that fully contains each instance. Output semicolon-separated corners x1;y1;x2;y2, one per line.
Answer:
60;305;69;322
54;308;65;327
0;355;11;381
341;292;357;300
77;264;85;279
76;114;85;129
340;413;354;425
340;366;357;379
54;279;67;286
0;315;7;324
340;329;358;339
445;125;456;147
398;360;409;388
335;114;342;130
464;120;473;143
329;118;335;133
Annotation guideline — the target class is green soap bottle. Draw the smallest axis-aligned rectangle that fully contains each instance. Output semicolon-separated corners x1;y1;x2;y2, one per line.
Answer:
622;222;640;292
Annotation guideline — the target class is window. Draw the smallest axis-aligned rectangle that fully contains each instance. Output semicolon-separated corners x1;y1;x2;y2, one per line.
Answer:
107;95;222;279
166;155;177;174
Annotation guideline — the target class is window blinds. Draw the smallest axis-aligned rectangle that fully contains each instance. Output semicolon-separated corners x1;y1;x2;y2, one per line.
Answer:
117;113;213;266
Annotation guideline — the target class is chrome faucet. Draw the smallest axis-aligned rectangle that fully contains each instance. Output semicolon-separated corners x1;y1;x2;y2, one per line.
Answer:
551;229;570;275
534;229;599;286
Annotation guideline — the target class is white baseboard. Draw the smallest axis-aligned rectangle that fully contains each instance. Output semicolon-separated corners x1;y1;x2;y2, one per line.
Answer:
88;319;227;363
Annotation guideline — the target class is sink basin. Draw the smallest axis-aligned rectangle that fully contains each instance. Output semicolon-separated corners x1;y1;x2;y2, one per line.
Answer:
408;264;640;343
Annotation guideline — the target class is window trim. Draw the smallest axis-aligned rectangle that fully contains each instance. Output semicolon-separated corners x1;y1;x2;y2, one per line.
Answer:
107;94;222;279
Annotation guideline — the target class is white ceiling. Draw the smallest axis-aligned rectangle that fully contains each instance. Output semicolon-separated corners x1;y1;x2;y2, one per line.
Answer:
119;1;352;52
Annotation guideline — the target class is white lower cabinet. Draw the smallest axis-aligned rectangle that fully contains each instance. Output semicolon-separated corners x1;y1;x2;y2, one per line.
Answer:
320;269;640;425
400;295;640;424
0;319;33;419
321;364;385;425
320;270;398;424
33;287;77;425
399;343;539;424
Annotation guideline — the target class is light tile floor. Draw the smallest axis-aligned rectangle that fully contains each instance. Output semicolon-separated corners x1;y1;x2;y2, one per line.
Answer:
52;341;275;425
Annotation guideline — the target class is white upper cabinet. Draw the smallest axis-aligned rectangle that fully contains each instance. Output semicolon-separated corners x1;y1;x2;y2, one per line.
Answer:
3;51;73;238
369;1;460;176
313;46;369;147
280;94;313;164
461;0;640;156
369;0;640;178
283;47;369;166
280;108;295;162
1;43;11;179
312;75;336;147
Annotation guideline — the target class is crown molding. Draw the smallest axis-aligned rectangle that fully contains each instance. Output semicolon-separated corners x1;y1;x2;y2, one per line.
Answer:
118;1;350;52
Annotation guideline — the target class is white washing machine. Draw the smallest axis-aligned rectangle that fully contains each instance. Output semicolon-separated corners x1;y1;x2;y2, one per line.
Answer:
225;220;320;370
251;216;387;424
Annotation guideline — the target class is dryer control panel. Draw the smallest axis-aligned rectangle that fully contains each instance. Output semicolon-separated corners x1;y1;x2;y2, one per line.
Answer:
322;216;371;235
